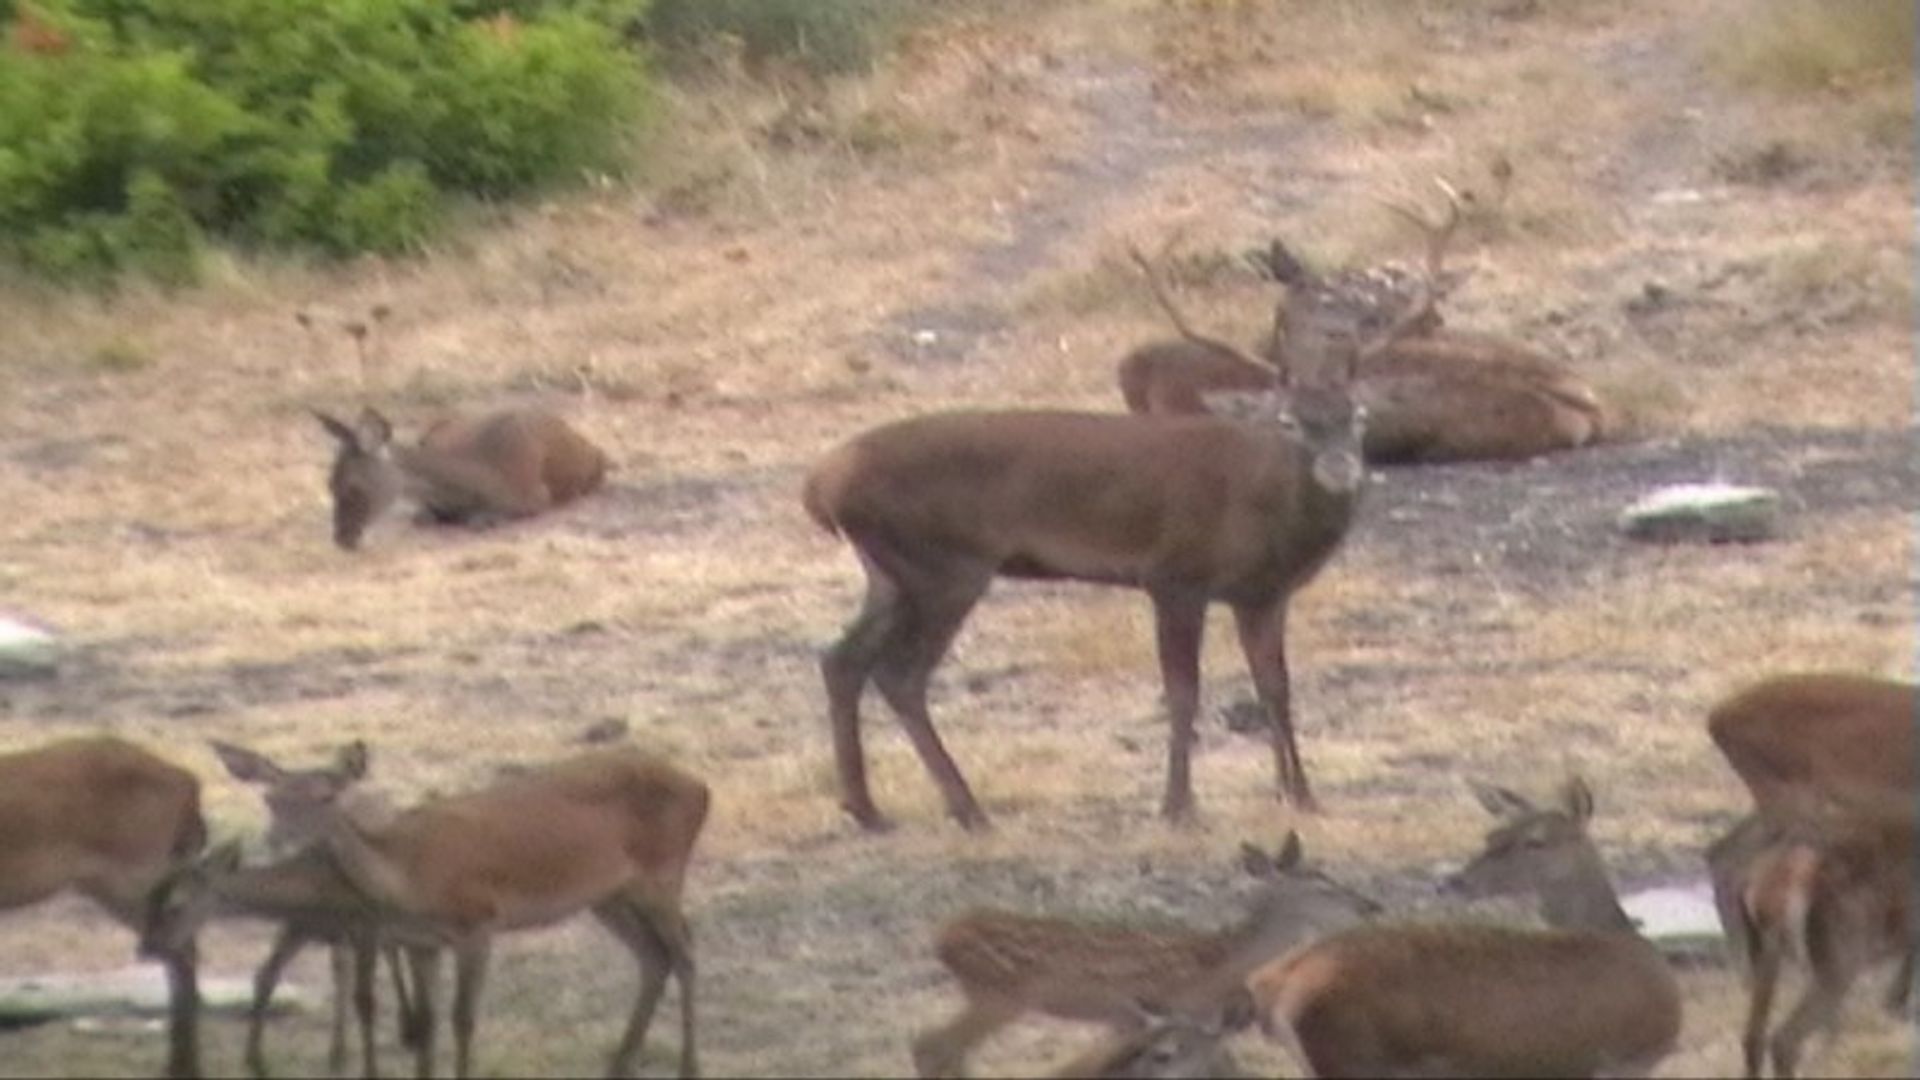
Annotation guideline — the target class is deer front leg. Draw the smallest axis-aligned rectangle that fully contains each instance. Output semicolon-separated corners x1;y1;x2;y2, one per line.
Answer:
1234;601;1317;812
1151;592;1209;824
246;927;312;1078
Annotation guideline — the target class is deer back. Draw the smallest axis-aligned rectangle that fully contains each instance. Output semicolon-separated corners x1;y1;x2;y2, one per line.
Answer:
1249;921;1679;1078
0;736;205;916
325;749;709;932
1117;340;1274;416
1707;673;1916;829
804;407;1361;598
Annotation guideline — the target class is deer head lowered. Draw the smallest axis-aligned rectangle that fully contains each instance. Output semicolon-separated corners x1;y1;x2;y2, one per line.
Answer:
804;227;1441;831
313;404;609;551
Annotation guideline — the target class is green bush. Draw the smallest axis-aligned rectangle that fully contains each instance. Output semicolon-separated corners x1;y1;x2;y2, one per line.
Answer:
646;0;898;77
0;0;652;284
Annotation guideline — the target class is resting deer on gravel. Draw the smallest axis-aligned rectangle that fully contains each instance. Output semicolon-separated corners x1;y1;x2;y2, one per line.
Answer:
203;738;430;1079
0;736;207;1079
912;834;1378;1078
313;405;609;551
805;226;1445;830
1247;777;1681;1078
1118;180;1606;464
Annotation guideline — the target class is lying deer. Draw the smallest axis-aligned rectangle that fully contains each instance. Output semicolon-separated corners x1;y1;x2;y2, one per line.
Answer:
322;746;710;1079
1710;814;1915;1078
1247;777;1681;1078
1118;183;1606;464
0;736;207;1079
912;835;1377;1078
1707;672;1915;830
313;405;609;551
806;229;1443;830
206;738;429;1079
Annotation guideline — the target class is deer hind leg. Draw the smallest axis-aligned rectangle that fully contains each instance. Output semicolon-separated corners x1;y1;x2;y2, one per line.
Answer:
911;997;1021;1079
1769;967;1852;1080
822;546;909;830
1232;602;1315;812
1741;944;1782;1079
450;941;492;1080
868;554;995;831
1150;591;1209;823
593;897;698;1079
1883;945;1914;1015
329;941;354;1077
389;943;431;1056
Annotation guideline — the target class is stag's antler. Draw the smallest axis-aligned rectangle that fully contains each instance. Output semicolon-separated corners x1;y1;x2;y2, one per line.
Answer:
1127;234;1270;370
1361;176;1463;362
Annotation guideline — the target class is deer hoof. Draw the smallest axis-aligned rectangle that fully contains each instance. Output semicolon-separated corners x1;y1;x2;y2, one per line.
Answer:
843;802;895;833
953;806;993;833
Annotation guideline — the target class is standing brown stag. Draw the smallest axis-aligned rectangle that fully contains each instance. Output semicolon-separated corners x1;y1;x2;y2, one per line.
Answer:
1118;182;1606;464
0;736;208;1079
805;234;1442;830
912;835;1377;1077
1247;777;1681;1078
1710;814;1914;1078
313;406;609;551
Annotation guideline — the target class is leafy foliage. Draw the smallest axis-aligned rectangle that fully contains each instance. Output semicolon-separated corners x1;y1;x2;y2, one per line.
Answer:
0;0;651;284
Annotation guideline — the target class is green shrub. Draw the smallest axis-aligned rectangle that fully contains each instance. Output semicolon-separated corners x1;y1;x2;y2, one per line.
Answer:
646;0;899;76
0;0;652;283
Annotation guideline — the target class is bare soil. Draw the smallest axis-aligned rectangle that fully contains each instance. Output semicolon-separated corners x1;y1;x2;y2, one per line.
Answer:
0;1;1912;1077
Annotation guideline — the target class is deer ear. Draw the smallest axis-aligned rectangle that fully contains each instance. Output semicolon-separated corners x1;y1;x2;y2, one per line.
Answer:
353;407;394;450
1274;830;1304;869
210;740;283;784
336;740;370;781
1560;776;1595;823
1468;779;1533;819
313;409;358;448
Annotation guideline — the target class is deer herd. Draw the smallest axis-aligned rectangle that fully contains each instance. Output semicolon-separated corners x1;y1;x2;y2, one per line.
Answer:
1;176;1910;1080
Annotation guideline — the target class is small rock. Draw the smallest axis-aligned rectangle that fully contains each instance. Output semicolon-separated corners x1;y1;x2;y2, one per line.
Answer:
0;614;60;680
1619;483;1782;543
575;718;628;745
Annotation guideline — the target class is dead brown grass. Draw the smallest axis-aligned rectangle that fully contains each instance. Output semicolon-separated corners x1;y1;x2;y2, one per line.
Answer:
0;0;1912;1076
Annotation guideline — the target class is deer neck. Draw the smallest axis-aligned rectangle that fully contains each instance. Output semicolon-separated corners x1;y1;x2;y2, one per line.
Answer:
211;846;371;920
388;442;523;513
1535;849;1637;935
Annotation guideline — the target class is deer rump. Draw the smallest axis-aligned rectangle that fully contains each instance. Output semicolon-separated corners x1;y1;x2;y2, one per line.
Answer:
804;409;1356;594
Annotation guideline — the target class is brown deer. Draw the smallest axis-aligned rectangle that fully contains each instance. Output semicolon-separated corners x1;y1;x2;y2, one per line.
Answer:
0;736;208;1079
317;746;710;1079
1709;814;1914;1078
911;835;1378;1078
805;236;1443;830
313;405;609;551
1118;185;1607;464
205;738;429;1079
1247;777;1681;1077
1706;672;1915;830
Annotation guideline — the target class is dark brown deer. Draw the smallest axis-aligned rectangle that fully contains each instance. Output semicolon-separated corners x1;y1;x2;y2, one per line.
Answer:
1118;183;1607;464
1711;813;1914;1078
912;835;1377;1077
1247;778;1682;1077
0;736;207;1079
206;738;429;1079
313;405;609;551
805;241;1442;830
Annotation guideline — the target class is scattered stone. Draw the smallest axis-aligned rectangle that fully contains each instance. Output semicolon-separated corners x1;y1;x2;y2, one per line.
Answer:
1618;483;1781;543
576;717;629;745
0;967;311;1028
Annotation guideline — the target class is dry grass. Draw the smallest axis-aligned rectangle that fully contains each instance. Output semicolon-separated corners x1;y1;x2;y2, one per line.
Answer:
0;0;1913;1076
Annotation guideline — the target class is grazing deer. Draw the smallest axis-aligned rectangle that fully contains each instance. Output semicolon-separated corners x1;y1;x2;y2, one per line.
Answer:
315;747;710;1079
1707;673;1915;830
206;738;429;1079
1119;183;1606;464
1042;998;1255;1079
912;835;1378;1078
1247;777;1681;1078
0;736;207;1079
805;231;1444;830
313;405;609;551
